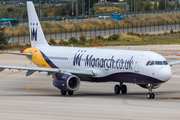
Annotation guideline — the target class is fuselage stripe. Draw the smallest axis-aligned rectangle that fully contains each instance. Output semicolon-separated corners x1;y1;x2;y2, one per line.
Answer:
40;51;58;68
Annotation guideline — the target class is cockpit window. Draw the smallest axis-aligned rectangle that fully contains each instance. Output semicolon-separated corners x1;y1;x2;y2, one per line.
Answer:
146;61;151;65
163;61;168;65
150;61;154;65
155;61;163;65
147;61;168;66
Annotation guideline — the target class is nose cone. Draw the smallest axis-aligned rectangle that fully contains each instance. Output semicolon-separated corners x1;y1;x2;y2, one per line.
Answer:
159;66;172;82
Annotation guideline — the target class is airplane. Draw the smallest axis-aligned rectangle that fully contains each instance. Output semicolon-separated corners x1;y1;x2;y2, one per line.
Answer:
0;1;179;99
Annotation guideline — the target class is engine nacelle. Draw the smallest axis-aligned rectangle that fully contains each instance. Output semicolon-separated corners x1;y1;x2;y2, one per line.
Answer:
53;75;81;91
138;83;161;89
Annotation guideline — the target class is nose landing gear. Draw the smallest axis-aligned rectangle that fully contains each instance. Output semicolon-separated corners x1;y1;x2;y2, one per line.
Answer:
147;84;155;99
114;82;127;94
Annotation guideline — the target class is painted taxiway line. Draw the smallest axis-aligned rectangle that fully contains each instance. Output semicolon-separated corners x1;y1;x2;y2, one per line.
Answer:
27;81;59;94
156;97;180;100
0;70;24;77
165;58;180;59
152;50;180;51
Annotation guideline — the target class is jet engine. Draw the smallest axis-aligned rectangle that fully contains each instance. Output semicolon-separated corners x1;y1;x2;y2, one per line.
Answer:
137;83;161;89
53;75;81;91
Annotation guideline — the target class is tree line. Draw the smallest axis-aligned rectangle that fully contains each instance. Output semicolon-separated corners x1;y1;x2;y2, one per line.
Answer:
127;0;180;12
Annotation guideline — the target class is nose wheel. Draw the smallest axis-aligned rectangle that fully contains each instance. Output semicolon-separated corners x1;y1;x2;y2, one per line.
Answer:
147;92;155;99
147;84;155;99
114;83;127;94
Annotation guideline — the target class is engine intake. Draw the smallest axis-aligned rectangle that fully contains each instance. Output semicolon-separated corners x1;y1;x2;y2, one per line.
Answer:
53;74;81;91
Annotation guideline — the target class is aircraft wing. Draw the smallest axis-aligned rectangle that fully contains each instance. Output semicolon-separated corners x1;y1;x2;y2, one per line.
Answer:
0;51;32;56
168;60;180;66
0;65;94;77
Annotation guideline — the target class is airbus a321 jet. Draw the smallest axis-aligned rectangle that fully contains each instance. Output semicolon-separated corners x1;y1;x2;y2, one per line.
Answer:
0;1;179;99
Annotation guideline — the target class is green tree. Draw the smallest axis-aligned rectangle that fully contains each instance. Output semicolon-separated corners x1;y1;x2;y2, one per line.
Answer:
7;7;14;12
3;11;9;18
85;0;97;14
108;34;120;41
144;0;152;11
154;0;158;10
127;0;146;12
48;37;56;45
159;0;170;10
43;12;48;17
54;6;62;16
66;0;96;15
127;0;135;12
171;3;175;9
178;0;180;8
136;0;143;12
0;27;7;45
59;39;69;46
68;37;78;44
22;10;27;18
61;8;67;15
79;33;86;42
64;2;73;16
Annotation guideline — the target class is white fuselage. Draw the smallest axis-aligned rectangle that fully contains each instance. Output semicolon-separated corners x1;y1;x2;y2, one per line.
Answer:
36;46;172;84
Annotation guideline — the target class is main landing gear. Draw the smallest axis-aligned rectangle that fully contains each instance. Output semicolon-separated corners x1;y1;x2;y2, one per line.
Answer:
61;91;74;96
114;82;127;94
146;84;155;99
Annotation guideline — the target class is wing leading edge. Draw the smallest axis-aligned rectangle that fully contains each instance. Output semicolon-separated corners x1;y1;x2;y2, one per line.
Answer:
0;51;32;56
0;65;94;77
168;60;180;66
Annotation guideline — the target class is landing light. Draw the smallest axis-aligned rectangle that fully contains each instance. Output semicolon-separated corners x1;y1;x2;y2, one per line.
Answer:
147;83;151;87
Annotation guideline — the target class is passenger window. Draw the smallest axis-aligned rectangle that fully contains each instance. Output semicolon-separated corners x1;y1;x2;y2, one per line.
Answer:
146;61;151;65
150;61;154;65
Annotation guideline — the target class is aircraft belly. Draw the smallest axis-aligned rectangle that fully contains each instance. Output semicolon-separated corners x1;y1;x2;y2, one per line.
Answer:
91;72;164;84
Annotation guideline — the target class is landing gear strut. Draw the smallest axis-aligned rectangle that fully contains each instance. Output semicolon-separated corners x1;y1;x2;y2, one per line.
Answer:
114;82;127;94
147;84;155;99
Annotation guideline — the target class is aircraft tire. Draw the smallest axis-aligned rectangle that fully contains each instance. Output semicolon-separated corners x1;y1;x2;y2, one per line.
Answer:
61;91;66;95
114;85;120;94
68;91;74;95
121;85;127;94
151;93;155;99
147;93;151;99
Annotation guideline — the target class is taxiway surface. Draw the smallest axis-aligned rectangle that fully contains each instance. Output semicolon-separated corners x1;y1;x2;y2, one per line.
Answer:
0;45;180;120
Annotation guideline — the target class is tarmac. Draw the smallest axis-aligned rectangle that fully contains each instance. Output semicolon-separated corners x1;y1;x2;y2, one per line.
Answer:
0;45;180;120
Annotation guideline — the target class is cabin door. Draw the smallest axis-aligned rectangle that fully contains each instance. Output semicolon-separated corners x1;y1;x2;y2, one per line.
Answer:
134;55;143;73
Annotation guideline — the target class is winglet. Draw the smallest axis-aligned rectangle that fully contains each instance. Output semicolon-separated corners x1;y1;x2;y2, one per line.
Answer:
27;1;49;47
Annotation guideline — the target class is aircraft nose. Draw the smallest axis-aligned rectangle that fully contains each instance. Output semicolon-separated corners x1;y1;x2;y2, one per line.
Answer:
159;67;172;82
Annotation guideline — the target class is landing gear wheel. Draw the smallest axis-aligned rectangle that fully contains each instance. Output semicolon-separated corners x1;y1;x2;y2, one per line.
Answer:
121;85;127;94
114;85;120;94
61;91;66;95
68;91;74;95
151;93;155;99
147;93;155;99
147;93;151;99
